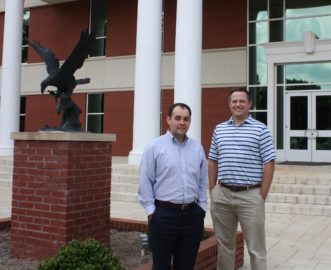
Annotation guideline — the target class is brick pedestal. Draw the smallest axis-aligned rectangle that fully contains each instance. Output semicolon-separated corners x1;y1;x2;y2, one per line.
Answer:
10;132;116;260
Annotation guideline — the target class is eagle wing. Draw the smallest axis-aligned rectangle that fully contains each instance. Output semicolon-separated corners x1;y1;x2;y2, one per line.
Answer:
60;29;95;75
29;40;60;76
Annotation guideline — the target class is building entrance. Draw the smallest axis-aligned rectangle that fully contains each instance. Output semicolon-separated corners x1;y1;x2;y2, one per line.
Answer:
285;91;331;162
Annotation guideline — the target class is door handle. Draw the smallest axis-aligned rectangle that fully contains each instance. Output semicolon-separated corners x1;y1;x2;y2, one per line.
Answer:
305;129;319;139
311;129;318;139
304;129;311;139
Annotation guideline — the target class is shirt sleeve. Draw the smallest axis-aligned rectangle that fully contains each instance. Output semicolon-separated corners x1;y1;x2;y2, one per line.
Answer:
137;144;156;216
198;146;208;211
208;128;218;161
260;127;276;163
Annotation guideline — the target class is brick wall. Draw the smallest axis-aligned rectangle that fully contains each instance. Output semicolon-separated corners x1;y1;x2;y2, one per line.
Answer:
107;0;138;57
104;91;134;156
25;93;87;132
203;0;247;49
202;87;232;154
28;0;90;63
11;139;112;260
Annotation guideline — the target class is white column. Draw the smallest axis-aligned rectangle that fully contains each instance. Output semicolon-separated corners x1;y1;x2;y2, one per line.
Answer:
174;0;203;142
0;0;24;156
128;0;163;165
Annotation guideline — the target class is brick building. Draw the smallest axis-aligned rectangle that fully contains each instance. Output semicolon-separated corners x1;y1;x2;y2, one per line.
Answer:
0;0;330;163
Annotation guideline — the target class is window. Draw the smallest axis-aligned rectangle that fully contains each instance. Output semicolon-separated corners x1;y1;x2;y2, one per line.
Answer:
248;0;331;126
20;97;26;132
22;10;30;63
86;93;104;133
90;0;108;57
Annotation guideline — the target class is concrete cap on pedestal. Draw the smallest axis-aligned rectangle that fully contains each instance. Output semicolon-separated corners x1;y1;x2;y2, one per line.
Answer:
10;132;116;142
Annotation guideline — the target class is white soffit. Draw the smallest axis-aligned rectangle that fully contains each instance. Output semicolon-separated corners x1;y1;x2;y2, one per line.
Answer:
0;0;77;11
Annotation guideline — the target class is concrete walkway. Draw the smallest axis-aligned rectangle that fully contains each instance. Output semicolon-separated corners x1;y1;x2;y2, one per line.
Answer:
1;185;330;269
111;201;331;270
1;158;331;269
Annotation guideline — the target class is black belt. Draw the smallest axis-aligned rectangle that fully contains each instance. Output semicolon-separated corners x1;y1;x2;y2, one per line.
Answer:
155;199;196;211
219;182;261;192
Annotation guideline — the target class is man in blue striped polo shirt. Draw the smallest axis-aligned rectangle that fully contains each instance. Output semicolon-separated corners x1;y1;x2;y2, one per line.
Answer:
208;88;276;270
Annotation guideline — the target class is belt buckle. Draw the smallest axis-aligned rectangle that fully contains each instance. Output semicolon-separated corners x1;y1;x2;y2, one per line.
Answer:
181;204;188;211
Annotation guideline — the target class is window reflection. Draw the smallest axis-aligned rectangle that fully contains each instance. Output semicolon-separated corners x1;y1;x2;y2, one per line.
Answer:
250;87;267;110
90;0;108;57
249;0;268;21
87;93;104;134
290;96;307;130
249;21;268;44
286;0;331;18
270;20;283;42
22;10;30;63
285;63;331;89
270;0;283;19
290;137;308;149
250;111;267;125
286;16;331;41
249;46;267;85
316;96;331;130
88;93;104;113
316;138;331;150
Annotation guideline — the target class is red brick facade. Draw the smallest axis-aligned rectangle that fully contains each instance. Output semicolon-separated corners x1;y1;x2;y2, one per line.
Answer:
1;0;247;156
11;138;112;260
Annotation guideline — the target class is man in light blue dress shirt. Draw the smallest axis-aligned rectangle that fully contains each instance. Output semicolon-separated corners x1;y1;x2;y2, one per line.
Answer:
138;103;208;270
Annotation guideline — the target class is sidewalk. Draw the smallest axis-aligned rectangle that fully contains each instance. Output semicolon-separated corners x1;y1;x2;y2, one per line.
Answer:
1;185;330;269
112;200;331;270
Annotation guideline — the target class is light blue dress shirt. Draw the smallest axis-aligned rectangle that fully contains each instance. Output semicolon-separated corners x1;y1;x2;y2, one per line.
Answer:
138;131;208;216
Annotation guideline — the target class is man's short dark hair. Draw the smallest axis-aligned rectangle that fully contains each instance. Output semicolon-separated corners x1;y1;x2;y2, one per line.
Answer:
168;103;192;117
229;88;252;101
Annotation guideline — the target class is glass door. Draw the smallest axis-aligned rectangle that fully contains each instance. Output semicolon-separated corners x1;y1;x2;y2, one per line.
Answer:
286;92;331;162
312;93;331;162
285;93;311;162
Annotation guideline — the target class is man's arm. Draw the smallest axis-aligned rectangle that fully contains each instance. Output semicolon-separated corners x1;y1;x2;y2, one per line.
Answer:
197;149;208;211
208;159;218;192
260;160;275;200
137;145;156;218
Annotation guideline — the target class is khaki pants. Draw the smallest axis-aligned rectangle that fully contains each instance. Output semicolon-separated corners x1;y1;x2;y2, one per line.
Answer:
210;184;267;270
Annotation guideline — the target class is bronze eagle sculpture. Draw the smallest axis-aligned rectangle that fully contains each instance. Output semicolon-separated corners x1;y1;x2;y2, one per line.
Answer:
29;29;95;131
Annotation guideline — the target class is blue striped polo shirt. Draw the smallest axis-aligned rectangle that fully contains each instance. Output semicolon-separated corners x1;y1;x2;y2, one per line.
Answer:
208;115;276;186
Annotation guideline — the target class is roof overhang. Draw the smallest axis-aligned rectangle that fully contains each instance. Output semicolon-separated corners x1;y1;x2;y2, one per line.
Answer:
0;1;78;11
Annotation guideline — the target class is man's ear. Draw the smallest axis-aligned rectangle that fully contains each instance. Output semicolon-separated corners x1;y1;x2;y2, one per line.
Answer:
166;115;171;125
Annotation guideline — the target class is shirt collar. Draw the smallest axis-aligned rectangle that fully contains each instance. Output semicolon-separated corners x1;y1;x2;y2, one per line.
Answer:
166;130;188;144
227;114;253;126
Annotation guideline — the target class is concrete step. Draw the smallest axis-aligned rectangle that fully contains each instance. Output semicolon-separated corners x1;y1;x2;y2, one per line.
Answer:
112;164;139;175
112;182;138;193
111;191;138;203
266;202;331;216
112;173;139;185
273;175;331;185
0;156;13;187
270;183;331;195
0;156;13;167
267;193;331;205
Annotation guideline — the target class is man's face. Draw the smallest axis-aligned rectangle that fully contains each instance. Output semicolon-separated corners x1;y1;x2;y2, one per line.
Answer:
167;106;191;140
229;91;252;121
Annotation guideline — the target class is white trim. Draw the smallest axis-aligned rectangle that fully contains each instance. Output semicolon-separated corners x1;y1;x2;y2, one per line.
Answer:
263;34;331;161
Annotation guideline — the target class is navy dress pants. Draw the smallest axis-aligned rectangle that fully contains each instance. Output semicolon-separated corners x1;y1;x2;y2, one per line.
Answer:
148;203;205;270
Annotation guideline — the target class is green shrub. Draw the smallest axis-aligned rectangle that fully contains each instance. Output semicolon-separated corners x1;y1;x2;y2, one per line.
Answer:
38;239;123;270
